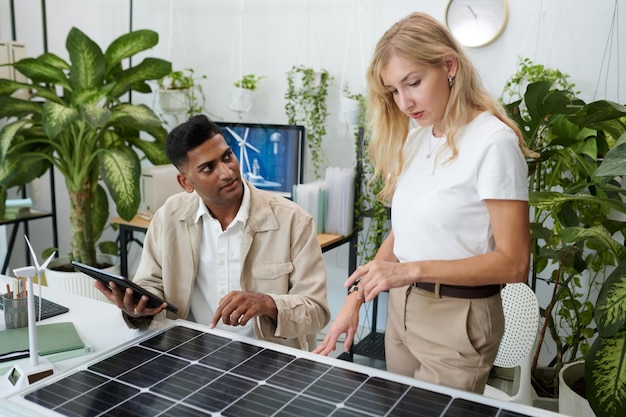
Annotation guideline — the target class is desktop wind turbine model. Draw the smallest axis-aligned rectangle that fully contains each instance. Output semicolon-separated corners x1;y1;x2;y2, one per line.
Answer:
3;236;56;390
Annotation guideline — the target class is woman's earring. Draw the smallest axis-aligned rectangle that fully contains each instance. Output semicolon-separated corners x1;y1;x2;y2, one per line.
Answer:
448;77;455;88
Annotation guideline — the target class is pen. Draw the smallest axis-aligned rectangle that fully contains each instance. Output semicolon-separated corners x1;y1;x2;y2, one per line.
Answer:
5;283;11;299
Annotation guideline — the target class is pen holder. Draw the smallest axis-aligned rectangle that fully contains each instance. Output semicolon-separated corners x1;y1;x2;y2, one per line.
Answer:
3;293;28;329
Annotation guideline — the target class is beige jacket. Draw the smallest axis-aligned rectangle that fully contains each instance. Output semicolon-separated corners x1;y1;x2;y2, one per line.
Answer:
126;182;330;350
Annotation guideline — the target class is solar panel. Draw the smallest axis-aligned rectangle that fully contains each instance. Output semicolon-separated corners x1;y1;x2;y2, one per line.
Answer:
3;321;559;417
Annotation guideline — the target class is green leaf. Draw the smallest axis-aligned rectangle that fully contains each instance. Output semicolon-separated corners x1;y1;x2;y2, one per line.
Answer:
530;191;626;216
561;225;626;260
36;52;70;71
0;96;43;119
104;30;159;74
109;57;171;98
109;103;167;141
42;101;79;139
570;100;626;126
92;184;110;243
595;132;626;177
0;78;27;95
66;27;105;93
98;148;140;220
12;57;71;90
586;328;626;417
130;139;170;166
595;259;626;337
98;240;119;256
0;119;29;159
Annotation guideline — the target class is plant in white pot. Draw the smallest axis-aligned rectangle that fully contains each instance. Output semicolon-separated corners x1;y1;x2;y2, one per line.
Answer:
340;84;364;126
229;74;264;113
157;68;206;119
0;27;172;276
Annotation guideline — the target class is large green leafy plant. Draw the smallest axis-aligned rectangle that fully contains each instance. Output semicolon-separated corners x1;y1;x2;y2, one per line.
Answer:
0;27;172;267
504;78;626;414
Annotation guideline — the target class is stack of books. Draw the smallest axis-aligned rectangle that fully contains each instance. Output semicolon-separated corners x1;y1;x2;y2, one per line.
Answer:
4;198;33;217
0;322;92;374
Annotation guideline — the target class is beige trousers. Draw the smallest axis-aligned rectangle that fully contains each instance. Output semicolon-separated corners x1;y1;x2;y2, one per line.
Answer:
384;285;504;394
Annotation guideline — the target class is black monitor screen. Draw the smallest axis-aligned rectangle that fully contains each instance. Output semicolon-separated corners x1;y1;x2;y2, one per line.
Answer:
217;122;305;198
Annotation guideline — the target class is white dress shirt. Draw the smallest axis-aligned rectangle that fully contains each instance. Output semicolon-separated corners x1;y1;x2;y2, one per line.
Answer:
188;182;255;337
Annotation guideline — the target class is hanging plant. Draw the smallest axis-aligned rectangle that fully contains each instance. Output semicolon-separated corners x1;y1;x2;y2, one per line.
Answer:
340;83;365;126
285;65;332;178
157;68;207;120
347;88;390;264
234;74;265;91
230;74;265;113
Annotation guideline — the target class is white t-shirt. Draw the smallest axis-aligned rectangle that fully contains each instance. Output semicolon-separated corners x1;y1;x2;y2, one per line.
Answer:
188;182;255;337
392;112;528;263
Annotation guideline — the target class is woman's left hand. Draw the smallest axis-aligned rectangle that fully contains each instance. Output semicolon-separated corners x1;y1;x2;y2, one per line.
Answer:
347;260;411;302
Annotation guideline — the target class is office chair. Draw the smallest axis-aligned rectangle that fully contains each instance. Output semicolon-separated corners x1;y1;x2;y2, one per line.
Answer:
484;282;539;406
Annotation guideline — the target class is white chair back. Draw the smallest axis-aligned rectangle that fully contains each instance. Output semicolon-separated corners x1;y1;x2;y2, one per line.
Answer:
484;283;539;406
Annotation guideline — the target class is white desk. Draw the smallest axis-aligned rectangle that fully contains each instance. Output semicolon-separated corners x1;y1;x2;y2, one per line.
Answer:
0;274;143;395
0;274;565;417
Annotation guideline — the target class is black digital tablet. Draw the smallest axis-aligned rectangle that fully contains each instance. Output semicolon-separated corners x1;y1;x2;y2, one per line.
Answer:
71;261;179;313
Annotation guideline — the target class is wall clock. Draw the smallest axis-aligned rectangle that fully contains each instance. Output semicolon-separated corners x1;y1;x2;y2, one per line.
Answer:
445;0;508;48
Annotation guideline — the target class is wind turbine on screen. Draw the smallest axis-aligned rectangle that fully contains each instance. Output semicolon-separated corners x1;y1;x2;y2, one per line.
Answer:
224;126;263;181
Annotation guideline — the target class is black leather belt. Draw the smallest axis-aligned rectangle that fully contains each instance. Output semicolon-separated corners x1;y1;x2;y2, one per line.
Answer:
412;282;502;299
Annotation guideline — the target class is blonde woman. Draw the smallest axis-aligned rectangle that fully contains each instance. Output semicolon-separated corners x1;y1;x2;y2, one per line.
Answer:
314;12;536;394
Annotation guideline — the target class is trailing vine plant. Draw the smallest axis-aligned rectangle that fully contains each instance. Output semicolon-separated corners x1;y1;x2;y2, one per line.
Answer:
347;88;390;264
285;65;332;178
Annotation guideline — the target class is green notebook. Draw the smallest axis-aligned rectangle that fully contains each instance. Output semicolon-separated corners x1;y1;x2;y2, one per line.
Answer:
0;322;86;361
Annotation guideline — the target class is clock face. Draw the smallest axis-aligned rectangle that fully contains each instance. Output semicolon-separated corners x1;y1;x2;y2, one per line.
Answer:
445;0;508;47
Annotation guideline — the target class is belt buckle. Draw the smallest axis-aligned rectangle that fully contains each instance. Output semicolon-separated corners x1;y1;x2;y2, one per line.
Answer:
412;283;441;299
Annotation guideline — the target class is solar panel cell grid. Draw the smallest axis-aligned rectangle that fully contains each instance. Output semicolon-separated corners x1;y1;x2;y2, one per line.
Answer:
14;322;551;417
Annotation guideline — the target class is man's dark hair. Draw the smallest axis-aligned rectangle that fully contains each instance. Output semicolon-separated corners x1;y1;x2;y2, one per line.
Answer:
165;114;223;168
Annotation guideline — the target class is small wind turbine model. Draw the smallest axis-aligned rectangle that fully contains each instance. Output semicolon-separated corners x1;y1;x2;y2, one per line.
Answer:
3;236;56;390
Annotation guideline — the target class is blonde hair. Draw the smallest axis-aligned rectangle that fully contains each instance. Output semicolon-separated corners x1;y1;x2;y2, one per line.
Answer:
366;12;537;202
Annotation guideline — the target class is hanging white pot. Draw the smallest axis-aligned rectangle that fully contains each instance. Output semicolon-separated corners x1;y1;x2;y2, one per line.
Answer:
159;88;190;115
339;94;361;125
229;87;254;113
44;255;119;303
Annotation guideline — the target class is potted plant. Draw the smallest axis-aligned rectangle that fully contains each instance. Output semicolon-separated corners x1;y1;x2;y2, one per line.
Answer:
502;62;626;410
157;68;206;119
559;141;626;417
584;135;626;417
340;83;364;126
285;65;332;179
229;74;264;113
0;27;172;269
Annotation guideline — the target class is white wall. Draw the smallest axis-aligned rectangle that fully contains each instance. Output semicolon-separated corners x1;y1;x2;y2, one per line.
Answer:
0;0;624;364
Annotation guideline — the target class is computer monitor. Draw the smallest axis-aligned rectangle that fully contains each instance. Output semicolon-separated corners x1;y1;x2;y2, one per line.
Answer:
216;122;305;199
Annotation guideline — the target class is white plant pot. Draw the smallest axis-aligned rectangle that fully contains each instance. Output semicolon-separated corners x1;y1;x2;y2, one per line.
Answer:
559;361;596;417
158;89;190;115
229;87;254;113
44;255;119;303
339;95;361;125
